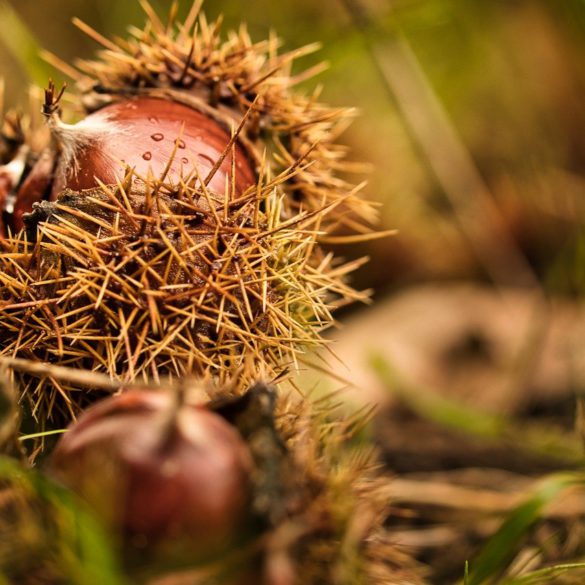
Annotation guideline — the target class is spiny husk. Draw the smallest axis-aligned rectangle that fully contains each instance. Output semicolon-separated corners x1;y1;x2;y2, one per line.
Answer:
0;85;55;166
0;111;25;164
47;0;376;234
266;388;423;585
0;370;22;459
0;379;422;585
0;1;377;426
142;382;423;583
0;163;367;426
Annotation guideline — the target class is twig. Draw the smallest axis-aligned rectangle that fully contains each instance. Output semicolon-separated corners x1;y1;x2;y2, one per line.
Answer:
0;355;176;394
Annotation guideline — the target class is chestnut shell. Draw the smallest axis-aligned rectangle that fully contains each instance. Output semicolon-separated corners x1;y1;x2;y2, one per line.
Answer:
51;97;256;197
49;391;254;558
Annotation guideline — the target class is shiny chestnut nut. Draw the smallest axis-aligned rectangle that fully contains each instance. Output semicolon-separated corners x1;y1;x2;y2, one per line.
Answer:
49;390;254;563
1;94;256;237
49;97;256;197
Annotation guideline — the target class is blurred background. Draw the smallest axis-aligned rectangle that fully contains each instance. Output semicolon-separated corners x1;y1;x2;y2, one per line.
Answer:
2;1;585;582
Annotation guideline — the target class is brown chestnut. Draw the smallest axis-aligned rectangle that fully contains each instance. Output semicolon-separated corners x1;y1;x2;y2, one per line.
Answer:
50;97;256;197
49;390;254;563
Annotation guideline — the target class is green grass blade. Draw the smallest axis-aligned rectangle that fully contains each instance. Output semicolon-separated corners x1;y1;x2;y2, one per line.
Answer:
18;428;67;442
0;456;127;585
502;562;585;584
466;474;582;585
370;352;504;437
369;352;584;464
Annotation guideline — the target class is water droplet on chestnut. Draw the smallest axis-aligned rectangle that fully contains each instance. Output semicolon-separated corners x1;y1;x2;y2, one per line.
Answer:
142;152;152;161
151;133;164;142
199;153;215;165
